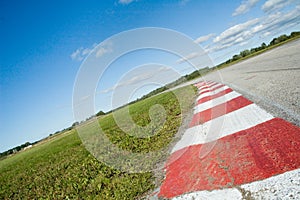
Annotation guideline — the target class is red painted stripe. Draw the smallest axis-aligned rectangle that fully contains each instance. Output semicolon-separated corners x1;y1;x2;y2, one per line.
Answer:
194;82;205;87
159;118;300;198
190;96;252;127
199;86;211;91
199;84;224;95
199;82;218;90
196;81;213;86
197;88;233;104
195;81;211;87
196;82;217;89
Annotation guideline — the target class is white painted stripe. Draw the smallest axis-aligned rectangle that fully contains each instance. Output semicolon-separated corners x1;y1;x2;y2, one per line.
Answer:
172;104;273;153
198;85;224;95
172;168;300;200
198;82;217;90
197;84;213;90
196;85;229;101
172;187;241;200
198;83;222;92
194;91;241;114
198;81;218;88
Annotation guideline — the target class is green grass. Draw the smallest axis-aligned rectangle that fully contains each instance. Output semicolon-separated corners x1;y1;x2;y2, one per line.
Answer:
0;85;196;199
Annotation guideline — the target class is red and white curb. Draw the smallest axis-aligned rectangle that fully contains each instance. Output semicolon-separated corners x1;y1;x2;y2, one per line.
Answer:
158;81;300;199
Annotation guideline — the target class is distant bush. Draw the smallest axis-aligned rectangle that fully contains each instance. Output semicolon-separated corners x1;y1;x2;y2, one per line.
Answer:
96;110;105;117
0;141;32;158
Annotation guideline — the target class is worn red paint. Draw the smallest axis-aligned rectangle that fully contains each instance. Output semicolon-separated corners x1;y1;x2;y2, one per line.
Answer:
190;96;253;127
159;118;300;198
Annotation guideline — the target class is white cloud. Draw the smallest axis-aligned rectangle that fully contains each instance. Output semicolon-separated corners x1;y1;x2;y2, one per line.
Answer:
179;0;190;6
96;42;113;58
207;5;300;54
206;43;232;53
70;49;83;61
82;48;92;55
213;18;260;44
71;41;114;61
254;6;300;35
100;66;172;94
195;33;215;44
239;41;249;46
158;66;172;72
252;24;265;33
263;31;271;37
262;0;296;12
70;43;97;61
96;47;110;58
233;0;260;16
119;0;135;5
176;52;201;64
123;67;171;86
100;85;117;94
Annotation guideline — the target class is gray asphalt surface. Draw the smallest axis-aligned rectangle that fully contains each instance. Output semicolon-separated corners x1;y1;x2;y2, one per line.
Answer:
188;39;300;127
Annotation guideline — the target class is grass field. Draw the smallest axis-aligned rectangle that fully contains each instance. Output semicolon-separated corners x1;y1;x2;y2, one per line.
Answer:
0;85;196;199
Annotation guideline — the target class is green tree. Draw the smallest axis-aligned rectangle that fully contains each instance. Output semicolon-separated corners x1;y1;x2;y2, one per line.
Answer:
277;34;288;42
240;49;250;57
72;122;79;127
270;38;278;46
232;54;241;61
96;110;105;117
291;31;300;37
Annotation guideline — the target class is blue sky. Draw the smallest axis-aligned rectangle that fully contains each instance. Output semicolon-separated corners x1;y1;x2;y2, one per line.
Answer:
1;0;299;152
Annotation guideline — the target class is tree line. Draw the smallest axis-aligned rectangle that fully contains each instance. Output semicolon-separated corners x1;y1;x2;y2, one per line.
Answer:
0;141;35;159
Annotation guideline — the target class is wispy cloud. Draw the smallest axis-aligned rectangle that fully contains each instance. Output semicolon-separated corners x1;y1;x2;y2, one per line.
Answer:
262;0;296;13
263;31;271;37
176;52;202;64
72;94;93;109
208;4;300;54
179;0;190;6
71;41;113;61
257;6;300;34
118;0;135;5
194;33;215;44
100;86;116;94
213;18;260;44
233;0;260;16
70;43;97;61
100;66;172;94
95;41;113;58
70;49;82;61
